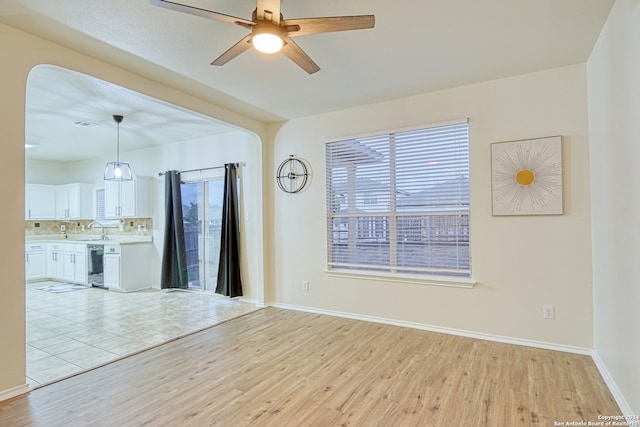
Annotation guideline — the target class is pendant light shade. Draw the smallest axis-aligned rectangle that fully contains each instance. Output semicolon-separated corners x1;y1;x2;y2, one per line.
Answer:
104;114;133;181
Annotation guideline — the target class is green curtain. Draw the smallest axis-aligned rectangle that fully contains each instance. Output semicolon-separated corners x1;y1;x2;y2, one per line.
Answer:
160;170;188;289
215;163;243;297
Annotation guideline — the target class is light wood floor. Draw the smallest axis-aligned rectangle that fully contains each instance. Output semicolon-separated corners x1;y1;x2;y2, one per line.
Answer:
0;308;620;426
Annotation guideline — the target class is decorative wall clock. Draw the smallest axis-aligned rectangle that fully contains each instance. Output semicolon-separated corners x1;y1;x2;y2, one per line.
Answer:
491;136;563;215
276;155;309;193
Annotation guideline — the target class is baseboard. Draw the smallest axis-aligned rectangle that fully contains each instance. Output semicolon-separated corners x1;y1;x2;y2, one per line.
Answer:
0;383;31;402
591;350;635;415
271;303;593;355
238;297;266;308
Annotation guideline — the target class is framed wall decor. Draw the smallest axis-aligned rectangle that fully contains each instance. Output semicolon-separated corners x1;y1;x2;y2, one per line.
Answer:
491;136;563;216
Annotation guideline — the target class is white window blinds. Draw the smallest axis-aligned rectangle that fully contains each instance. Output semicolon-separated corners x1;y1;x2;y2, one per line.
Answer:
326;120;471;278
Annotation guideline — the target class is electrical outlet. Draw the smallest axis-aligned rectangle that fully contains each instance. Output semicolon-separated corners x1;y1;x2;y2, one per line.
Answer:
302;281;309;291
543;305;554;319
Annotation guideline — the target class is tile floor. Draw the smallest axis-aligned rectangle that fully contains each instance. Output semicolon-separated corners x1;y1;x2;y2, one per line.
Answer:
26;281;259;387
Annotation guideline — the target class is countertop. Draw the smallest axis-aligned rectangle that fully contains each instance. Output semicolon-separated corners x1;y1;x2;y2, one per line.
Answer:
26;234;153;245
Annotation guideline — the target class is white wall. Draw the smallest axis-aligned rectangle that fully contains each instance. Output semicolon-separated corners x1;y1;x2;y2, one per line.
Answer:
25;159;70;184
587;0;640;414
272;64;593;348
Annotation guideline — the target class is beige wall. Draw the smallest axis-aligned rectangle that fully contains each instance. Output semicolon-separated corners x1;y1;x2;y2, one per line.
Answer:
272;64;594;349
588;0;640;414
0;23;267;397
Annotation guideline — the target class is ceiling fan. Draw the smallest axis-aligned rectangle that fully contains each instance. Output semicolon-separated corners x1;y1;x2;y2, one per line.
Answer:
149;0;375;74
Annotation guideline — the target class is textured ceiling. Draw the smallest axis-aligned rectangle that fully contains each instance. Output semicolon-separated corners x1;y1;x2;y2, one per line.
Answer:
0;0;615;162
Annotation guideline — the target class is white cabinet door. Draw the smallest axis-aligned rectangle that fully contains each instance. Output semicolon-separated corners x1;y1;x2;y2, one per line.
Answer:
119;179;136;217
62;251;76;282
46;244;64;281
104;180;120;218
25;244;47;281
103;254;120;290
62;245;87;284
25;184;56;220
56;186;71;219
56;184;94;220
74;250;87;285
104;177;152;218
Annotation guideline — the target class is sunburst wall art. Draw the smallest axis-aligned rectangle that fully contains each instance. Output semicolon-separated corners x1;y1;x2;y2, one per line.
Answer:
491;136;563;216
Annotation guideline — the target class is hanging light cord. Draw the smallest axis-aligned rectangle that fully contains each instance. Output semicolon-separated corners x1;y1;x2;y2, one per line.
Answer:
116;120;120;162
113;114;124;163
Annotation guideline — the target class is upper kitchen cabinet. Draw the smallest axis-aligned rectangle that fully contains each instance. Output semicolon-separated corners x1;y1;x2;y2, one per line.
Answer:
56;183;94;220
104;176;153;218
25;184;56;220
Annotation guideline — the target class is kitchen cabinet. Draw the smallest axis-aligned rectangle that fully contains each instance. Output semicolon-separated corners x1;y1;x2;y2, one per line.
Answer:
104;176;152;218
46;243;65;281
103;243;153;292
103;245;120;290
25;243;47;281
56;183;94;220
62;244;87;285
25;184;56;220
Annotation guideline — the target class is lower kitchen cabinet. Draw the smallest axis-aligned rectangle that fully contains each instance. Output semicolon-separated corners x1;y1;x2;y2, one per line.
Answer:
103;243;153;292
103;245;120;290
62;244;87;285
25;243;47;282
46;243;65;281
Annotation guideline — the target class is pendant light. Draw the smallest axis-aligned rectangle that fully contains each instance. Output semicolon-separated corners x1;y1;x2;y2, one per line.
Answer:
104;114;133;181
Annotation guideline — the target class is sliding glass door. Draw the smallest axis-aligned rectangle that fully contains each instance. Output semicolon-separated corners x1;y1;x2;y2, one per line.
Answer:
181;178;225;292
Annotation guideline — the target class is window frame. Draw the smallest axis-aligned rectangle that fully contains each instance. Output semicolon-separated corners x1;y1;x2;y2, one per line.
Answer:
325;119;475;288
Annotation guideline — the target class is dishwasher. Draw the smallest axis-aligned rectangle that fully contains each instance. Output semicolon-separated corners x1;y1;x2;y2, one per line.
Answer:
88;244;105;288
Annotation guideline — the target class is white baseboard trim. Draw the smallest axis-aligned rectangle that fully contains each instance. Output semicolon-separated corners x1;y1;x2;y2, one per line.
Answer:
0;383;31;402
271;303;593;355
591;350;635;415
238;297;266;308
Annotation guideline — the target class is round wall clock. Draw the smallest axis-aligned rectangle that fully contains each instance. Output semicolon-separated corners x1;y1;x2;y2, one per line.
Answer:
276;155;309;193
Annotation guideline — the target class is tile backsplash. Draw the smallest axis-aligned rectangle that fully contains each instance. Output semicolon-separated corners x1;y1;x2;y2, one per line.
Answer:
25;218;153;237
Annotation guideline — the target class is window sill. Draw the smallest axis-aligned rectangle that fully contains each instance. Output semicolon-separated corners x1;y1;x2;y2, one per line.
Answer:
325;269;476;289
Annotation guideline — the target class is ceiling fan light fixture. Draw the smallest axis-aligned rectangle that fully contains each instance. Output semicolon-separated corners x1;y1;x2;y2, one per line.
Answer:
252;27;283;53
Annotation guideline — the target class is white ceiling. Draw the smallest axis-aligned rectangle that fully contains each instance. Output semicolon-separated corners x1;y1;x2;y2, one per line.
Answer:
25;65;236;162
1;0;614;162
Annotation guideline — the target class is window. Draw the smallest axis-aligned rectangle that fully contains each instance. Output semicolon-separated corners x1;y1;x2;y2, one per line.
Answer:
93;188;119;228
326;120;470;279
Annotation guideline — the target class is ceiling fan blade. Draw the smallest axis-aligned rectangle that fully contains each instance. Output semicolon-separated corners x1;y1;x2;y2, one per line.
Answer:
256;0;281;24
281;37;320;74
283;15;375;37
149;0;254;27
211;34;253;66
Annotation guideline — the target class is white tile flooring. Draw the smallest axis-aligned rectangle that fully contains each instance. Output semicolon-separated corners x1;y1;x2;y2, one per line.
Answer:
26;281;259;387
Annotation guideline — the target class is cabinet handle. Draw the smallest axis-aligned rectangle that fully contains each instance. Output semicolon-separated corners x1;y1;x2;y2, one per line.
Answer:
26;253;29;263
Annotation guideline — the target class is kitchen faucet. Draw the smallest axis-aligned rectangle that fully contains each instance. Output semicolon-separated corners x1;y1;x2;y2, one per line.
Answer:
87;221;108;240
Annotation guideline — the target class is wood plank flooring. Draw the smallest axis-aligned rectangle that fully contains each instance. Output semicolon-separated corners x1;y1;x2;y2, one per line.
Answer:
0;308;620;426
